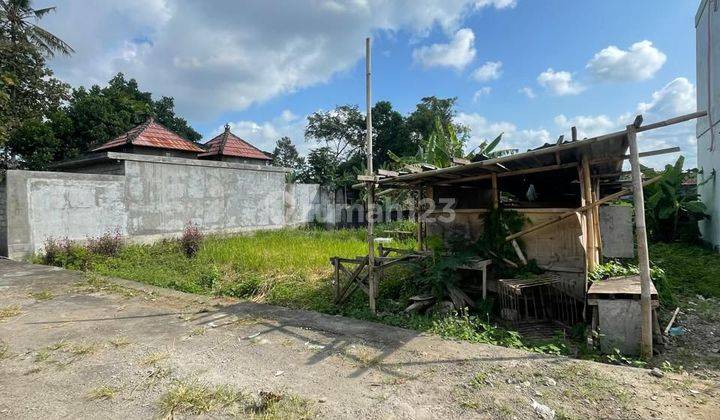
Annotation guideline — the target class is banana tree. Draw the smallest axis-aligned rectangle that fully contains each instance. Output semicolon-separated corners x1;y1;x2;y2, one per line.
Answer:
644;156;709;241
466;132;518;161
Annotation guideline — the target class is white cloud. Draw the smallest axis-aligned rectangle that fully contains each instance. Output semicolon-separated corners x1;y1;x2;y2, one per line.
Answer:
586;40;666;82
472;87;492;101
456;112;550;154
553;114;617;139
43;1;512;120
471;61;502;81
412;28;476;70
519;86;536;99
637;77;696;117
553;77;697;168
214;111;309;154
537;68;585;96
476;0;518;8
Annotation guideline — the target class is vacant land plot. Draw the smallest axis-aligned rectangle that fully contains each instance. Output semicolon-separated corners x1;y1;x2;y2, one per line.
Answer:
1;260;719;419
35;229;720;371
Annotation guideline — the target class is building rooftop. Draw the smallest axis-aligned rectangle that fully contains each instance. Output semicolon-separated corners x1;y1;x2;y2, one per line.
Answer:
92;117;205;153
198;124;272;161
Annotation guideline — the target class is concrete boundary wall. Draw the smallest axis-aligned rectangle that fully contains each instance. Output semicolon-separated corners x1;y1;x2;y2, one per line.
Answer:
3;171;127;259
1;154;330;260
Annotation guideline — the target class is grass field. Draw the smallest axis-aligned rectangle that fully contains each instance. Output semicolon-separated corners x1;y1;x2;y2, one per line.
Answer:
84;228;417;318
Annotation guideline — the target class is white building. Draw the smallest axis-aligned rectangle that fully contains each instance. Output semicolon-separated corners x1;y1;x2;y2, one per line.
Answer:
697;0;720;249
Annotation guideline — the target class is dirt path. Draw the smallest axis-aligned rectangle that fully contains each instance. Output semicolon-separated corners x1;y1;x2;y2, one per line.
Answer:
1;260;718;419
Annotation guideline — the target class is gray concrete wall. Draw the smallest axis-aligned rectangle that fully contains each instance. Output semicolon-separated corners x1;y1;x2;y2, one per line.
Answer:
284;183;336;227
123;158;287;240
599;205;634;258
1;153;329;259
4;170;127;259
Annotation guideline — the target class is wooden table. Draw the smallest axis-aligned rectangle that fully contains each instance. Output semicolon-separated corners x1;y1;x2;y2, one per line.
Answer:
458;258;492;299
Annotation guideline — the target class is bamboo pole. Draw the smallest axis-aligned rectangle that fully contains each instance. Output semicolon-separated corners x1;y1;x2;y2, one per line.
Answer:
491;173;498;209
593;179;602;261
582;158;596;272
628;124;653;360
365;37;376;314
505;175;662;242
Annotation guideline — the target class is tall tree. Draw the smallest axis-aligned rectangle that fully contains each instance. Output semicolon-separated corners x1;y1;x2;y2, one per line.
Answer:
0;0;74;57
305;105;365;162
271;136;305;170
302;147;339;186
372;101;411;168
406;96;469;146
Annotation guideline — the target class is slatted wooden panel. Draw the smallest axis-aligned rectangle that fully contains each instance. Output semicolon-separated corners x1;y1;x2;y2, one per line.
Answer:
426;209;587;299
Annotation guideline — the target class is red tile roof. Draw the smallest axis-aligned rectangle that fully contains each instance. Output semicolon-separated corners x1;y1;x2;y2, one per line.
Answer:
92;118;205;153
198;125;271;160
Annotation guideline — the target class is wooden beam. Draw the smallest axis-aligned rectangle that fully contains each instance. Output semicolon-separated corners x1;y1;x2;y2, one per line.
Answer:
377;111;707;187
636;110;707;132
505;175;662;242
628;124;653;360
377;169;398;177
440;162;578;185
588;147;682;166
452;157;471;166
571;126;578;141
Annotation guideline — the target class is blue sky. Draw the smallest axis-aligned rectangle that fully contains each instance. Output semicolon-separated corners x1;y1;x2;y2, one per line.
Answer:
41;0;701;167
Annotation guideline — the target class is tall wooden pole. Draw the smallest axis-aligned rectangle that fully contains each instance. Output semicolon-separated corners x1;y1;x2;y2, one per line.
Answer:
628;124;653;359
582;157;596;272
365;37;376;314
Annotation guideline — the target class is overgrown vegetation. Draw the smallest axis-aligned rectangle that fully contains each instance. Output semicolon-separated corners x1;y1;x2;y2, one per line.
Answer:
589;260;675;306
643;156;708;242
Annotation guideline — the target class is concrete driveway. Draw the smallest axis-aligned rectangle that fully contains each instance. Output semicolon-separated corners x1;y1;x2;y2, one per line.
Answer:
1;259;718;419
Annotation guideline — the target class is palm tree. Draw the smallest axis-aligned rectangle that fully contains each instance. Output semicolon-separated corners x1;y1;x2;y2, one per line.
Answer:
0;0;74;57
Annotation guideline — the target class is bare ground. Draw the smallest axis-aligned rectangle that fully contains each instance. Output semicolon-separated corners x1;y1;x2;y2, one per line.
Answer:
1;259;718;419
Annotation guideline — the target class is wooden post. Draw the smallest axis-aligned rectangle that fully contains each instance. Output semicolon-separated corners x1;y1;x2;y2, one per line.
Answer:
415;188;421;251
491;173;499;209
582;158;596;272
628;124;653;359
593;179;602;261
365;37;376;314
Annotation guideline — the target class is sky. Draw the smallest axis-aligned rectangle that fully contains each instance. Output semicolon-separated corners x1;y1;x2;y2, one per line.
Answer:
39;0;703;168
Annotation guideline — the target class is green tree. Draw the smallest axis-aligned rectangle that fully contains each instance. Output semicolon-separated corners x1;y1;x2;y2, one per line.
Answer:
644;156;709;242
406;96;469;146
271;136;305;169
0;41;69;168
389;116;464;169
0;0;74;57
372;101;411;168
5;118;58;170
302;146;339;186
305;105;365;162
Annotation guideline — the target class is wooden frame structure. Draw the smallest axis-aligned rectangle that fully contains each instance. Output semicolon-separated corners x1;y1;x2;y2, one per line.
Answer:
344;109;706;359
330;246;429;304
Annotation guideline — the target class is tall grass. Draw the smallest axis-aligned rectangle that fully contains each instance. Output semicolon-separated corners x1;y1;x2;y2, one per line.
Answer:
88;228;416;313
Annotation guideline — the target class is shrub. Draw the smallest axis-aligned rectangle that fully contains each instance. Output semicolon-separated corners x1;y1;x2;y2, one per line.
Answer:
41;237;92;271
180;222;204;257
86;228;124;257
42;237;67;265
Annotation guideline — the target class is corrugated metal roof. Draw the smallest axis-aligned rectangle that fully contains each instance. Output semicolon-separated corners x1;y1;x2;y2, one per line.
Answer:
198;125;271;160
92;118;205;153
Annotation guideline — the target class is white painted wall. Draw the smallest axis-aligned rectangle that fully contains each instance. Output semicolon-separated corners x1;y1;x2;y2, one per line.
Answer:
697;0;720;249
